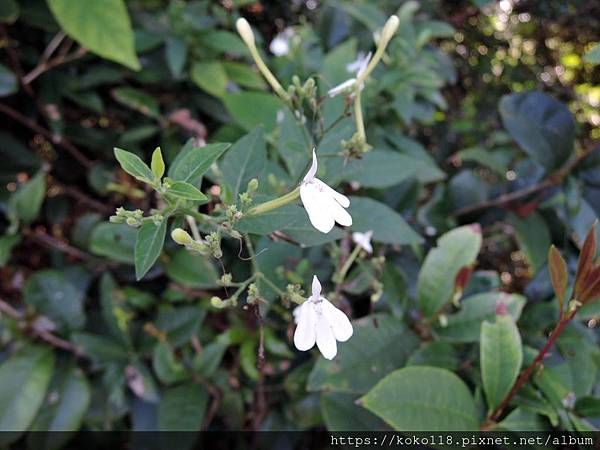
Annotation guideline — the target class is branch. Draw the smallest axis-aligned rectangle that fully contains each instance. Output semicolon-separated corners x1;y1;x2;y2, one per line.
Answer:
454;145;598;217
485;307;579;424
0;102;94;169
0;297;86;358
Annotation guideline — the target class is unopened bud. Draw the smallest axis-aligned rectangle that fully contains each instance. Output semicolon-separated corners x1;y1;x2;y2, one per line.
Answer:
381;15;400;44
247;178;259;193
236;18;255;48
171;228;193;245
211;296;224;308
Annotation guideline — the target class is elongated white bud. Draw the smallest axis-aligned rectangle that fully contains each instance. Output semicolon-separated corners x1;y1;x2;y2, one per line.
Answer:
236;18;255;48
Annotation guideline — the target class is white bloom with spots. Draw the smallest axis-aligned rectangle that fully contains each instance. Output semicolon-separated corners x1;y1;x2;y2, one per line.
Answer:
300;150;352;233
352;230;374;253
293;276;353;360
327;52;371;97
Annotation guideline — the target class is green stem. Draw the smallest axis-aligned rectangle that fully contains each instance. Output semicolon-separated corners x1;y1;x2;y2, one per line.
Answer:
256;273;285;297
247;45;290;102
246;187;301;216
353;91;365;141
336;244;362;285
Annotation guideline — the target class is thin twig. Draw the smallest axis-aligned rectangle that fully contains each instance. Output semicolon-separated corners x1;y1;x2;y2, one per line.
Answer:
485;307;579;424
454;145;598;217
23;228;105;265
0;102;94;168
0;297;86;357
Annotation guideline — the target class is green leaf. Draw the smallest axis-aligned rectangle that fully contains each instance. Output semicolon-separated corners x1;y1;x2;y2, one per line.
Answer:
191;60;228;98
0;63;18;96
164;249;219;289
221;128;266;202
158;383;208;431
509;212;551;273
321;392;387;431
0;0;19;24
165;36;187;78
153;343;188;385
24;269;86;330
223;61;267;90
417;225;482;317
9;171;46;224
28;365;90;450
329;150;445;188
46;0;140;70
114;147;155;183
496;407;548;431
155;306;205;347
575;396;600;418
166;181;207;201
192;340;228;377
168;141;230;185
0;233;20;266
151;147;165;180
481;315;523;412
307;315;419;394
0;346;54;443
549;245;568;312
434;292;526;342
112;87;159;118
348;197;423;245
406;341;459;371
223;92;283;133
89;223;136;263
135;219;167;280
499;91;574;170
360;366;479;431
71;332;128;366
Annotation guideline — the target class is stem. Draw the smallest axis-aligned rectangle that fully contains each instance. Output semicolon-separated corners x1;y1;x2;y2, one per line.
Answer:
487;307;579;423
256;273;285;296
336;244;362;284
186;215;202;242
454;144;598;217
353;91;366;141
246;187;300;216
247;45;289;102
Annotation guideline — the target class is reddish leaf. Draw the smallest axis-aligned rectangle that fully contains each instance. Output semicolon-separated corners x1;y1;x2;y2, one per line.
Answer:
548;245;568;314
574;222;597;300
580;263;600;304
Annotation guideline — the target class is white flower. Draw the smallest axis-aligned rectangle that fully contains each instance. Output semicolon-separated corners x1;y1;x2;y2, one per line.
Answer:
327;52;372;97
293;275;353;360
269;28;294;56
352;230;374;253
300;150;352;233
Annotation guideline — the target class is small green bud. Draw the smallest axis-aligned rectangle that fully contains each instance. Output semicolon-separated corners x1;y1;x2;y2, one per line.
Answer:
151;147;165;180
247;178;259;193
126;217;139;227
171;228;193;245
219;273;233;286
211;296;224;308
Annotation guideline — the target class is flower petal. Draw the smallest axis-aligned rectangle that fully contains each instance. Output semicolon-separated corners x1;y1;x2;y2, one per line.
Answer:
330;198;352;227
327;78;356;97
311;275;322;298
315;313;337;359
303;149;318;182
322;299;353;342
300;181;335;233
314;178;350;208
294;302;317;351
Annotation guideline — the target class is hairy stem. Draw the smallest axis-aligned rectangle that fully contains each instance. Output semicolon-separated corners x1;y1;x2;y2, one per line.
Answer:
246;187;301;216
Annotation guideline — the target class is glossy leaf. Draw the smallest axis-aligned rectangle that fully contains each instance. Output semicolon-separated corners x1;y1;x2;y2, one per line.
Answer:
114;148;155;183
548;245;568;313
499;91;574;170
0;346;54;443
480;314;523;412
47;0;140;70
509;212;551;273
166;181;207;201
417;225;482;317
158;383;208;431
134;219;167;280
0;63;17;96
574;222;597;300
361;366;479;431
168;141;230;185
9;171;46;224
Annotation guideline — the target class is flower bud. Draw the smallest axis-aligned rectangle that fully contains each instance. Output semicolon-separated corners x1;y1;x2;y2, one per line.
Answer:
247;178;259;193
236;18;255;48
381;15;400;45
211;296;224;308
171;228;193;245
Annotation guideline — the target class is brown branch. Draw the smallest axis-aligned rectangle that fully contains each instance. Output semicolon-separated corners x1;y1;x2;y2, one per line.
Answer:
54;182;113;214
485;307;579;424
0;102;94;169
0;297;86;358
454;145;598;217
23;228;107;266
